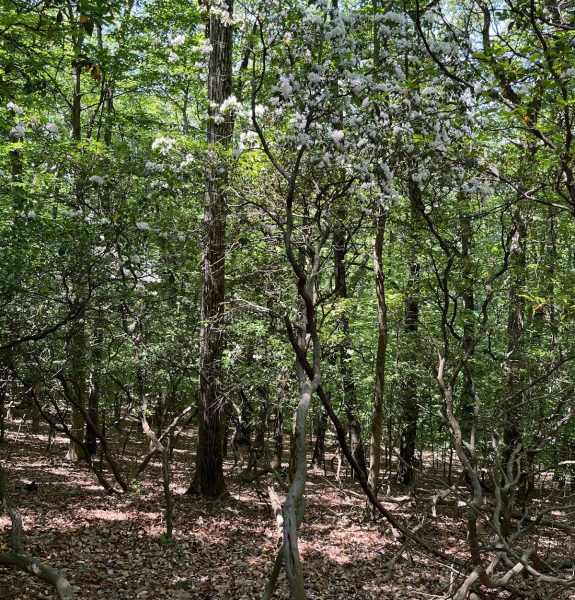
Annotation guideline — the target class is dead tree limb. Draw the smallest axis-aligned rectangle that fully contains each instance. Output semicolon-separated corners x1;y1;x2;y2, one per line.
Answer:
0;464;74;599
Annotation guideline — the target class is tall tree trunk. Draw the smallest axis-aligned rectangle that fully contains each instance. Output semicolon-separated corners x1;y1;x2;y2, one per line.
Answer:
368;208;388;494
0;360;8;443
85;321;102;455
397;181;421;487
188;1;234;498
502;205;528;525
333;224;367;478
460;209;476;444
66;20;88;462
504;206;527;455
66;319;88;461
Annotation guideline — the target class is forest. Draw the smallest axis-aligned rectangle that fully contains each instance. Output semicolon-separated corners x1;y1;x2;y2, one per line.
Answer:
1;0;575;598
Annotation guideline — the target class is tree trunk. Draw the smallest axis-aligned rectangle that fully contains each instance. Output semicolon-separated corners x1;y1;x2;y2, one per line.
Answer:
368;209;388;494
188;1;234;498
502;205;527;527
66;22;88;462
311;410;327;469
66;320;88;461
397;181;421;487
333;224;367;479
86;321;103;455
460;210;476;445
31;381;41;434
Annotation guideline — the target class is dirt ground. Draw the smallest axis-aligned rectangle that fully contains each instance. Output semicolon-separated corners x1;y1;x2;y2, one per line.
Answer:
1;420;574;599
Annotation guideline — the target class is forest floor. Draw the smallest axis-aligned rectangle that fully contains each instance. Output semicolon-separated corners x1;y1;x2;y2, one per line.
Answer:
1;419;574;600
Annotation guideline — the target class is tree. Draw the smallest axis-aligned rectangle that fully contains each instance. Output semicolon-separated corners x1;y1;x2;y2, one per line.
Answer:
187;0;234;498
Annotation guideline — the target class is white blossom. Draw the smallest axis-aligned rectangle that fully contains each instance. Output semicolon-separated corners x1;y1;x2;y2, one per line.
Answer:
145;161;165;173
412;170;428;184
89;175;105;185
168;51;179;63
421;11;439;24
152;136;176;154
194;41;213;54
10;124;25;138
45;123;58;134
330;129;345;143
307;72;322;85
136;221;150;231
170;33;186;47
6;102;24;114
429;40;452;54
179;154;194;169
220;94;242;114
382;11;408;25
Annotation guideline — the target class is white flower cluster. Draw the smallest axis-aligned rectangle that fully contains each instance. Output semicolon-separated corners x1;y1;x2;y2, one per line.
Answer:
307;72;323;86
178;154;194;170
412;170;428;184
6;102;24;114
45;123;58;134
463;178;494;196
199;0;237;26
428;40;452;55
64;209;84;218
89;175;106;185
145;161;165;173
10;124;25;139
330;130;345;143
220;94;242;114
271;74;299;104
170;33;186;47
168;51;179;63
238;130;259;150
381;11;408;26
136;221;150;231
151;136;176;155
193;41;213;55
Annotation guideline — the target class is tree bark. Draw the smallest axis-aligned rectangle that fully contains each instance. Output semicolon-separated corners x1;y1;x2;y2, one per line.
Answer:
397;181;421;487
66;320;88;461
368;208;388;494
188;0;234;498
502;205;528;528
333;224;367;479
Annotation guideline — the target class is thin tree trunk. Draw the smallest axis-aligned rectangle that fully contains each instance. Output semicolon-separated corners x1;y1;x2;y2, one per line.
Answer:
460;209;476;447
502;205;527;527
66;18;88;462
333;224;367;478
66;320;88;461
397;181;421;487
31;382;41;434
188;0;234;498
311;410;327;469
369;208;388;494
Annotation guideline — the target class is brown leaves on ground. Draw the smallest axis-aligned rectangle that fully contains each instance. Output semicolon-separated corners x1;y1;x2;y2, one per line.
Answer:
1;424;574;599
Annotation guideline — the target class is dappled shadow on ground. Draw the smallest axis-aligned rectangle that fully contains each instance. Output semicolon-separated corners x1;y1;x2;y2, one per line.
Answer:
1;421;574;600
